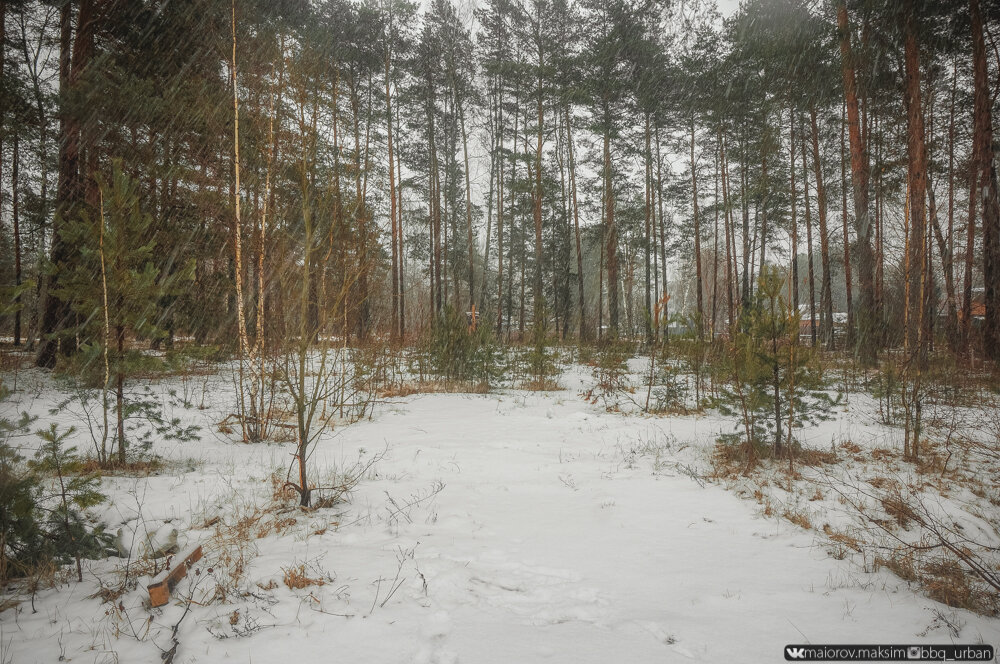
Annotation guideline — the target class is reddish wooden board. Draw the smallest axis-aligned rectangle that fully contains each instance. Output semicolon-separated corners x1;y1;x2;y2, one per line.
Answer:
147;545;203;608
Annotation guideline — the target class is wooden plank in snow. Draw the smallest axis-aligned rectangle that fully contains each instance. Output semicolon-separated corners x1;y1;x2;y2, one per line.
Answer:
147;544;203;608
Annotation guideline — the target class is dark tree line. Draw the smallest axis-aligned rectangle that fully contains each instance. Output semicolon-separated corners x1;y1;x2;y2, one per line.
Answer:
1;0;999;367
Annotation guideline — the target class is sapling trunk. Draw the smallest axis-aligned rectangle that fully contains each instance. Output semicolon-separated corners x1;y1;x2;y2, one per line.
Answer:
116;325;125;465
99;189;110;465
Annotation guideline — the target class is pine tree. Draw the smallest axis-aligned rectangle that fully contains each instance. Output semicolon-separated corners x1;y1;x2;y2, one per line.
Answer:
53;161;191;464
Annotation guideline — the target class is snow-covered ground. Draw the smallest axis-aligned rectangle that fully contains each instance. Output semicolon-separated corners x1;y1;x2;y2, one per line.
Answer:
2;361;998;663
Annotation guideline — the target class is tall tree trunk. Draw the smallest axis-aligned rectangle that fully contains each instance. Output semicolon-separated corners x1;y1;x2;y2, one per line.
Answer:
801;115;818;346
971;0;1000;359
461;103;475;312
711;128;721;336
385;26;399;342
604;121;619;336
495;114;505;332
533;54;544;331
758;143;768;284
903;0;929;365
0;0;5;345
963;163;977;350
13;133;21;346
598;226;604;342
432;104;443;316
789;108;799;312
567;106;586;340
810;106;834;349
837;0;878;365
691;117;703;339
740;134;751;308
655;123;668;326
840;100;855;347
495;74;505;333
116;325;126;464
396;100;406;339
37;0;93;368
349;74;370;339
230;0;251;442
481;81;497;314
644;114;653;343
943;59;959;352
721;132;735;336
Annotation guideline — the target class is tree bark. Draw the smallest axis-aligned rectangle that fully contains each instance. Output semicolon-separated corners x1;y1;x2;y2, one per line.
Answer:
789;109;799;312
459;104;475;315
567;106;586;340
13;133;22;346
533;41;545;331
837;0;878;365
604;122;619;336
385;19;399;342
810;106;834;349
971;0;1000;359
37;0;94;368
840;100;855;347
691;117;703;340
903;0;929;364
801;115;818;346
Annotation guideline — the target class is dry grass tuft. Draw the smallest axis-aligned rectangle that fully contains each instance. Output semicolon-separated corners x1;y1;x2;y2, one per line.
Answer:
784;509;812;530
521;378;563;392
79;457;165;475
876;550;919;583
822;524;862;553
282;564;326;590
380;380;490;398
880;495;916;529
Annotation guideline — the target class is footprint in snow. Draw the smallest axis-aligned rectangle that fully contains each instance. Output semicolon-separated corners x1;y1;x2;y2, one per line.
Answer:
413;611;458;664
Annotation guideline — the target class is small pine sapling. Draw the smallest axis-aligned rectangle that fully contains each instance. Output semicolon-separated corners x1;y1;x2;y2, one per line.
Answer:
425;306;503;386
0;412;42;583
52;161;193;465
30;425;109;582
521;301;559;389
713;267;838;467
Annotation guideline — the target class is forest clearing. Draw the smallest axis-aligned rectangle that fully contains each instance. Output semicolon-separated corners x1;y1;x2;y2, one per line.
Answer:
2;0;1000;661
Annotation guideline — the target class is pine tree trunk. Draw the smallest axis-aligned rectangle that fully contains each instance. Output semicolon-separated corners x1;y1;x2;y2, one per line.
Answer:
837;0;878;365
644;114;653;343
481;85;497;314
971;0;1000;360
963;158;978;350
840;100;855;347
116;325;126;465
789;109;799;312
13;133;21;346
801;115;818;347
37;0;93;368
758;146;768;284
810;106;834;349
385;29;399;342
711;129;720;337
944;60;959;352
533;57;545;330
903;1;929;365
721;133;735;336
461;103;475;312
604;123;619;336
691;118;703;340
495;74;505;333
655;124;668;329
230;0;252;442
567;106;586;341
740;134;750;308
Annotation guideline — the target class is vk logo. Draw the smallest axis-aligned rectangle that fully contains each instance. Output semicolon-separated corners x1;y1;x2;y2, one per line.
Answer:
786;647;807;660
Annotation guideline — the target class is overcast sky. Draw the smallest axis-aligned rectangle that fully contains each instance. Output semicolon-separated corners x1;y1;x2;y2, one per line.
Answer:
717;0;742;17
